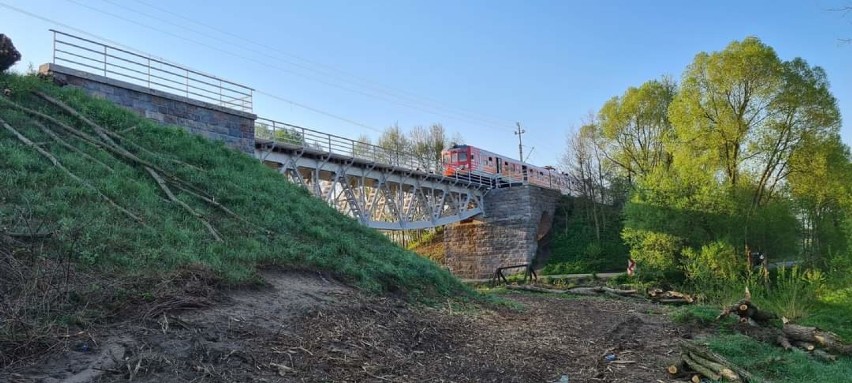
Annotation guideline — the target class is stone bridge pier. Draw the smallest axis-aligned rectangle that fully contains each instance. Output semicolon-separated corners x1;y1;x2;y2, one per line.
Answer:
444;185;562;279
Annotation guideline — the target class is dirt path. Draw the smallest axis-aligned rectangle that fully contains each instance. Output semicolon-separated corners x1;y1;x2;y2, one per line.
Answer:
3;271;692;383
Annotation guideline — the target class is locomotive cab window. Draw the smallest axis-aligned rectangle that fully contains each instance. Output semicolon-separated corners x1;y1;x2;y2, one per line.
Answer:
458;152;468;162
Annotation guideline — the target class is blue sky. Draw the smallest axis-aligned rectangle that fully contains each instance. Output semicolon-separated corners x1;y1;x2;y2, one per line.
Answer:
2;0;851;166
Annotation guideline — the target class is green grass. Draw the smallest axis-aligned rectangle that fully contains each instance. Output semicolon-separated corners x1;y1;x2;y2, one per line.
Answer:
706;334;852;383
670;305;727;327
0;72;470;299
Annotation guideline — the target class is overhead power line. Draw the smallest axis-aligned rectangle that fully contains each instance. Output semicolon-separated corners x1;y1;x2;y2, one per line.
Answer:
128;0;517;131
0;1;380;133
88;0;517;131
69;0;511;130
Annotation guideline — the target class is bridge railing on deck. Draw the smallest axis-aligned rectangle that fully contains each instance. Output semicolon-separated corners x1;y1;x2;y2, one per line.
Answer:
50;29;254;113
256;118;495;187
256;118;425;170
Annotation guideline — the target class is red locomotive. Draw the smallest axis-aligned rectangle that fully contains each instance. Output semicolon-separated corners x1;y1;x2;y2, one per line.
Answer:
441;144;568;193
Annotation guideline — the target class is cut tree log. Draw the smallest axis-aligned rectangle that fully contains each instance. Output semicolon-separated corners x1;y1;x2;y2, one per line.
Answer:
688;352;741;381
682;353;721;381
782;323;852;355
667;360;692;378
717;299;775;325
680;341;758;383
792;341;815;352
776;335;793;351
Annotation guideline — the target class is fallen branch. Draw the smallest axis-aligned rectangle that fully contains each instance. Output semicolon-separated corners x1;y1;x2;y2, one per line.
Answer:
34;91;120;147
648;289;695;303
145;166;222;242
0;116;147;227
171;183;269;234
36;92;206;173
504;285;637;296
17;92;212;201
32;120;114;173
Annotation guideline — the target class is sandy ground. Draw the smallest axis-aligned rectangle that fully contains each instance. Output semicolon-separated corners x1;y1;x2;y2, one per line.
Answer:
2;270;696;383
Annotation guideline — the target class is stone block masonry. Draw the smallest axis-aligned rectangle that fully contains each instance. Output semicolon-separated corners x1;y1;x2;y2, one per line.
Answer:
444;185;562;279
39;64;257;154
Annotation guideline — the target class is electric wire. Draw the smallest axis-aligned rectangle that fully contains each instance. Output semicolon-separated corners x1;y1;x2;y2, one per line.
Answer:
127;0;517;130
0;1;382;133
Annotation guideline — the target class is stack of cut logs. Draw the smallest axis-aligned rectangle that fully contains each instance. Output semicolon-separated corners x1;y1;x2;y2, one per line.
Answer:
667;342;756;382
778;319;851;362
715;291;851;363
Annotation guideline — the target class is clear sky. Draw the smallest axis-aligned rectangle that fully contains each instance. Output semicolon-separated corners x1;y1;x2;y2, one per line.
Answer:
2;0;850;166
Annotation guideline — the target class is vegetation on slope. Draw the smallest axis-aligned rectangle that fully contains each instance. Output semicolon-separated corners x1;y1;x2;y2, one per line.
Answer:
0;72;469;364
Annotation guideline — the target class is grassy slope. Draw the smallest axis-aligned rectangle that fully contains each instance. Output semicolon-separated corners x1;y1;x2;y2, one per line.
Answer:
0;72;467;298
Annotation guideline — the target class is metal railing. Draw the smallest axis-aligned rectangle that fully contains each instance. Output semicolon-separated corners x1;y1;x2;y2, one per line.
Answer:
51;29;254;113
256;118;427;170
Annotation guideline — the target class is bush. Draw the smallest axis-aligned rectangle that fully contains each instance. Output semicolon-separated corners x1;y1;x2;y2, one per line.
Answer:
621;228;683;274
759;266;822;320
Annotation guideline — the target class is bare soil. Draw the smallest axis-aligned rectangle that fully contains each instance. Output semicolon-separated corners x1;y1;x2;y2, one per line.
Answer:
2;270;696;383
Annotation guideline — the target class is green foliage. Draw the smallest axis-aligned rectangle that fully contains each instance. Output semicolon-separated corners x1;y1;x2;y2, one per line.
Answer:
255;122;303;145
540;196;628;274
758;266;823;321
0;72;470;300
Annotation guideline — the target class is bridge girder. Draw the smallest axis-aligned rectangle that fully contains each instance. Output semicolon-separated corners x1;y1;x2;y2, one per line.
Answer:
256;142;489;230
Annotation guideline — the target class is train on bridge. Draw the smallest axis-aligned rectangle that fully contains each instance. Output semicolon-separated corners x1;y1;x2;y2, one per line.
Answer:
441;144;570;194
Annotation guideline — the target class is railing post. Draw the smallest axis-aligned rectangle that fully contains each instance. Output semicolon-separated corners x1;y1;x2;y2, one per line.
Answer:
147;57;151;88
185;69;190;98
328;135;332;153
52;30;56;64
219;79;223;107
103;46;108;76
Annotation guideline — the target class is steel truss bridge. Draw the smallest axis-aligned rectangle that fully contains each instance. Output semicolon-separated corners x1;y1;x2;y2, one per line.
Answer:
254;118;492;230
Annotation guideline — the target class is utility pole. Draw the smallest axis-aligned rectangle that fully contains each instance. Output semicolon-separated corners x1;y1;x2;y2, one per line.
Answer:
514;122;525;162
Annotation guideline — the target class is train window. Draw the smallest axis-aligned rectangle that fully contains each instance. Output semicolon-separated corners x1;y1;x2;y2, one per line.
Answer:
458;152;468;162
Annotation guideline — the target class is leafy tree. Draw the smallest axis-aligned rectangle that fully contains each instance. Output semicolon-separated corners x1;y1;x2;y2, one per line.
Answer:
255;122;303;145
409;124;447;172
788;135;852;267
668;37;840;208
378;123;410;166
353;134;375;159
597;77;676;183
